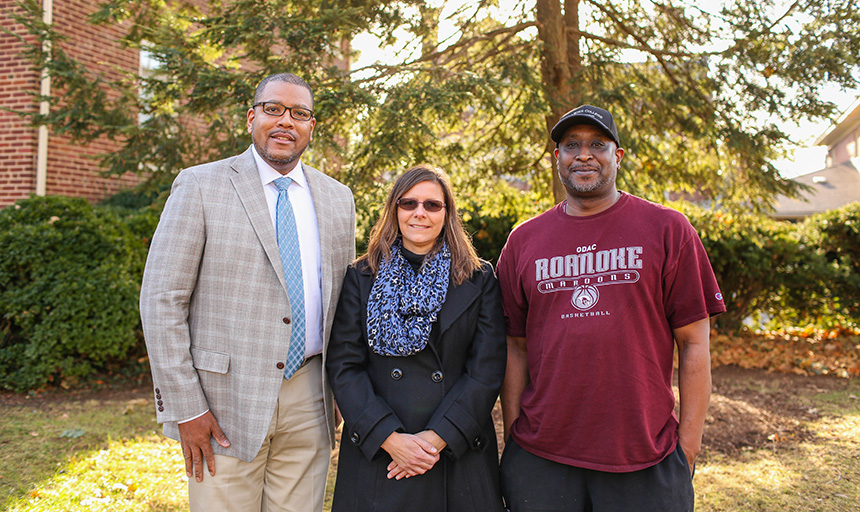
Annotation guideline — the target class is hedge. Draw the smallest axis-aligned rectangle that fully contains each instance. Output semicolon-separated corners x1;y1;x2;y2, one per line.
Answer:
1;191;857;391
0;196;157;391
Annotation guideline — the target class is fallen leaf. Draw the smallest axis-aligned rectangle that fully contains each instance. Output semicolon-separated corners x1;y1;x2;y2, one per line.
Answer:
60;429;86;439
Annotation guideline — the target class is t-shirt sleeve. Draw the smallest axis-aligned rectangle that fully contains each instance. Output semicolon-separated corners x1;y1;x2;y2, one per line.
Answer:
497;234;528;338
662;220;726;329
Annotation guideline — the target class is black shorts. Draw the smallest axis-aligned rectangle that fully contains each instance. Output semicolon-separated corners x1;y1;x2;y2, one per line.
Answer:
500;437;694;512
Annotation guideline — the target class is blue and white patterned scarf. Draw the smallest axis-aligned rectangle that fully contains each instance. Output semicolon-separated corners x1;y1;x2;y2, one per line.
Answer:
366;240;451;356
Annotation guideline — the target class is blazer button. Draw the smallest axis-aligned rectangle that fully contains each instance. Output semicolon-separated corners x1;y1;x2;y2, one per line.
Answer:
391;368;403;380
157;406;164;412
350;432;360;444
473;436;483;448
431;370;443;383
157;400;164;406
277;362;285;369
283;317;291;324
155;394;162;399
154;388;160;394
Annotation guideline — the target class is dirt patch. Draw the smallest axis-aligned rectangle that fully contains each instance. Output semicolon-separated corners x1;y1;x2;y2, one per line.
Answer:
0;374;153;408
703;365;851;455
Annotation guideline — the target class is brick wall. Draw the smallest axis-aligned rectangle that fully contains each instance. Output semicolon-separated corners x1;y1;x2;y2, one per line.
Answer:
0;0;39;206
45;0;140;202
0;0;141;208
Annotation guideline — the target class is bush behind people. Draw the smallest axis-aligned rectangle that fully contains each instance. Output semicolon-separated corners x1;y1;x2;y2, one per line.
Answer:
0;192;856;391
0;195;158;391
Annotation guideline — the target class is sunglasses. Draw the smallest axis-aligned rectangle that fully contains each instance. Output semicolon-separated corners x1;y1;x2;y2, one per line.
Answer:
396;198;446;213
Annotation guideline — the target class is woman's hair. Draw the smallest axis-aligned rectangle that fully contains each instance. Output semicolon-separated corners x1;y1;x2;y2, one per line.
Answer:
358;164;481;285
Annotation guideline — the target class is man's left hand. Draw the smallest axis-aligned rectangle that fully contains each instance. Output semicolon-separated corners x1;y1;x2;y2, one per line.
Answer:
678;435;700;476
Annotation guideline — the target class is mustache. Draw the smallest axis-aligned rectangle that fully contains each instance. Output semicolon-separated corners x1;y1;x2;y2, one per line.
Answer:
269;130;296;140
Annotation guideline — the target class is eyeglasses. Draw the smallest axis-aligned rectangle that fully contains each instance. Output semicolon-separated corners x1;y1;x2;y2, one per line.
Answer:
396;198;446;212
253;102;314;122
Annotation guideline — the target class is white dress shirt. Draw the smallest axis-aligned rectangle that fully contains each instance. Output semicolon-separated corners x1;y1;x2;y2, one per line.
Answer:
251;145;324;360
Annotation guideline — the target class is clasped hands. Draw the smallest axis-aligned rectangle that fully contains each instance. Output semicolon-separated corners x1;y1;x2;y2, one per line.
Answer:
381;430;447;480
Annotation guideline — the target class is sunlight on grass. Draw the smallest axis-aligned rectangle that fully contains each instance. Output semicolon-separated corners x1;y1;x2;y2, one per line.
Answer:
1;379;856;511
5;435;188;512
696;412;860;512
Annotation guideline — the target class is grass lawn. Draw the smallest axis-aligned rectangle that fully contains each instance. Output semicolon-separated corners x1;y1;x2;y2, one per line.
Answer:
1;370;858;511
695;385;860;512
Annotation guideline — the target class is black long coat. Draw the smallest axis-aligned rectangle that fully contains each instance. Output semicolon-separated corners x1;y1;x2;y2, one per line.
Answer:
326;260;507;512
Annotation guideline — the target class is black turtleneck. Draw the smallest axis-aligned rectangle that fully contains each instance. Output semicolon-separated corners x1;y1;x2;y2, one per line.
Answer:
401;246;426;273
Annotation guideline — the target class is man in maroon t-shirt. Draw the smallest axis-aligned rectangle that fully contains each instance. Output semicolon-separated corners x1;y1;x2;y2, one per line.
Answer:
497;105;726;512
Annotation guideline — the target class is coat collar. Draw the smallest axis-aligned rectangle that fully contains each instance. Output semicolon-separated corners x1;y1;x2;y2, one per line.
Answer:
229;147;335;304
436;274;481;336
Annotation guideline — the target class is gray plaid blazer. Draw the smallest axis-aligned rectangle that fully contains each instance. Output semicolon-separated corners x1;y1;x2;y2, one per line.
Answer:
140;147;355;462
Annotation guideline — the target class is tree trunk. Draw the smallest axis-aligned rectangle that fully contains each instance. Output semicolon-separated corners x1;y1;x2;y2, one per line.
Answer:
536;0;583;202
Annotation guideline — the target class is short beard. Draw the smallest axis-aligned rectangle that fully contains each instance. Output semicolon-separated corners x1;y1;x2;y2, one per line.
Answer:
255;142;303;168
558;168;610;195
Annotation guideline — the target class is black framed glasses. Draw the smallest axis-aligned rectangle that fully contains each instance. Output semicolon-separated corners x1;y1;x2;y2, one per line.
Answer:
396;198;446;212
253;102;314;122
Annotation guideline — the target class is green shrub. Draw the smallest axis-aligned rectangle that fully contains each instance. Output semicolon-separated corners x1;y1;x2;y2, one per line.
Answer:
816;202;860;274
774;203;860;327
0;196;150;391
459;179;552;263
675;203;819;331
676;201;859;331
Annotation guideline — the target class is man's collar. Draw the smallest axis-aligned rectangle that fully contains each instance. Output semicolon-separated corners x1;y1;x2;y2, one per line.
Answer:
250;144;307;188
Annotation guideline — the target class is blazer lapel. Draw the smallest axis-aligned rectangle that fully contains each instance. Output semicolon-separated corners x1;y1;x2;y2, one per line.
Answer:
229;148;287;294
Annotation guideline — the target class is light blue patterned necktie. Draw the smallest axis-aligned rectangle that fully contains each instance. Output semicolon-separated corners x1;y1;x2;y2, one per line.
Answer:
273;176;305;380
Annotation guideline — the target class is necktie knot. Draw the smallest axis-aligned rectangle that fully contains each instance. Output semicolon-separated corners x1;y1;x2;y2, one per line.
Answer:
274;176;293;192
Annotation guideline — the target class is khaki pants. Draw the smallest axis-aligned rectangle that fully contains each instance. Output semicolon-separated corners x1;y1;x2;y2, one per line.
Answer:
188;357;329;512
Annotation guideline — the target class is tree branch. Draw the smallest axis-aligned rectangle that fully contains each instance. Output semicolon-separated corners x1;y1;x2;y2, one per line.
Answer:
347;21;537;80
585;1;712;120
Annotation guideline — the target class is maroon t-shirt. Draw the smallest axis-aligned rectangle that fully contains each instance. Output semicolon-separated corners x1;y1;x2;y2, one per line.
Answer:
497;193;725;472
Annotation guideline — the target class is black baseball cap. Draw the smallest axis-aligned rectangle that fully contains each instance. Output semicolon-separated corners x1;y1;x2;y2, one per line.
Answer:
550;105;620;147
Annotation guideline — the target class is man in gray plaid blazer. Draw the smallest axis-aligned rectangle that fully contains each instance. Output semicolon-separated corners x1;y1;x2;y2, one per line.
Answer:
140;73;355;512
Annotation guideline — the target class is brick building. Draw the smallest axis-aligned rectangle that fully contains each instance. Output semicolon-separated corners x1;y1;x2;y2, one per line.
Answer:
0;0;140;208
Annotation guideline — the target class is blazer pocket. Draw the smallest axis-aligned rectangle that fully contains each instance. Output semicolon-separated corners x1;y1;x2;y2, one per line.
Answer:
191;347;231;374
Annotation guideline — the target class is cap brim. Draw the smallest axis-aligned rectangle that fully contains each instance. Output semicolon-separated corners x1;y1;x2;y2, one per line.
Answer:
551;116;615;145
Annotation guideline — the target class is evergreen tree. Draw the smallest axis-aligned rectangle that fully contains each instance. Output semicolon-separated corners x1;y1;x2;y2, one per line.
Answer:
11;0;860;211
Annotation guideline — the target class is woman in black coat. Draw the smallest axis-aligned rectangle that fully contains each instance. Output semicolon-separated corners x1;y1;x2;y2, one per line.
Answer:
326;164;507;512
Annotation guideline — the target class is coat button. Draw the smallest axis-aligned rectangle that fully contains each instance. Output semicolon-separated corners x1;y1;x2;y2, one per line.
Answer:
155;394;162;399
283;317;291;324
155;388;160;394
277;362;285;369
350;432;360;444
473;436;483;448
157;400;164;406
391;368;403;380
431;370;443;383
157;406;164;412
